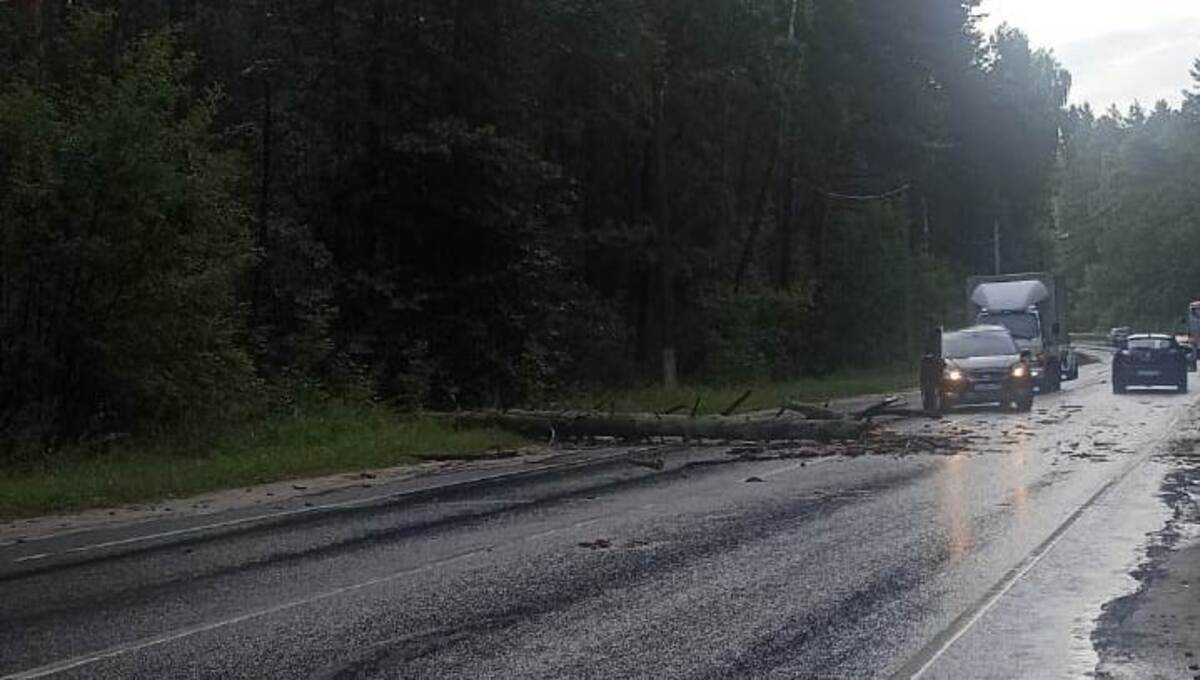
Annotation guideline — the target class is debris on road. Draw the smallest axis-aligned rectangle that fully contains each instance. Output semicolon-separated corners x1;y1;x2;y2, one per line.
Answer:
628;455;666;471
578;539;613;550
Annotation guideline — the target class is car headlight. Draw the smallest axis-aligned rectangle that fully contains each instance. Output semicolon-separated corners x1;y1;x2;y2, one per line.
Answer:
1011;364;1028;378
945;368;964;382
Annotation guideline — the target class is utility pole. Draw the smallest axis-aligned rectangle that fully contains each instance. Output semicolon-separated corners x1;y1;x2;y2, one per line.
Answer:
993;217;1001;275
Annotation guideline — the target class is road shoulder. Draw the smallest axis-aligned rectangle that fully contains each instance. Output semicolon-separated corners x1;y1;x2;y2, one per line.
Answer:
1094;435;1200;679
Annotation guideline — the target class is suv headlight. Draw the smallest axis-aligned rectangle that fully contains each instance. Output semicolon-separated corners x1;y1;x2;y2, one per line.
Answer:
1011;364;1028;378
945;368;964;382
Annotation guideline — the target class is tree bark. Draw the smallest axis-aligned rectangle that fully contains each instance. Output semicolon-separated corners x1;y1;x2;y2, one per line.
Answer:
651;29;676;388
438;411;867;442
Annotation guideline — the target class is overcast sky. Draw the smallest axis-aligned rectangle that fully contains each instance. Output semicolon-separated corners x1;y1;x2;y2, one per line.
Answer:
978;1;1200;110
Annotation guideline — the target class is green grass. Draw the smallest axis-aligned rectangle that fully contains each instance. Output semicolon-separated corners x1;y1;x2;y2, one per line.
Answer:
0;368;917;520
555;366;917;416
0;398;528;520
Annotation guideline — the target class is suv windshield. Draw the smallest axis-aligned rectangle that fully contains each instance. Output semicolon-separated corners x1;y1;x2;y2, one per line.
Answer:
943;332;1018;359
978;312;1040;340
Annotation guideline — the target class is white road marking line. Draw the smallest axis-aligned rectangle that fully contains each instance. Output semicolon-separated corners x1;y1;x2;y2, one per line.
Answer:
12;554;49;564
59;500;379;555
5;497;412;565
0;547;484;680
893;426;1178;679
433;499;534;506
4;453;636;565
1;498;637;680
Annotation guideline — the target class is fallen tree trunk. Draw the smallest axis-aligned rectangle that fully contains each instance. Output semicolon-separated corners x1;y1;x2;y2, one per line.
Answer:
740;402;844;421
861;408;942;420
782;401;845;420
437;410;867;442
853;396;903;421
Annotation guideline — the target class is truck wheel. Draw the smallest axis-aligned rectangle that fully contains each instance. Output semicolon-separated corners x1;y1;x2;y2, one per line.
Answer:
1112;378;1125;394
1179;375;1189;394
1015;394;1034;412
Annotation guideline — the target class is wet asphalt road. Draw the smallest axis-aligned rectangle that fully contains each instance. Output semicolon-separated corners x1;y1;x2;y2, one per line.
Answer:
2;358;1198;679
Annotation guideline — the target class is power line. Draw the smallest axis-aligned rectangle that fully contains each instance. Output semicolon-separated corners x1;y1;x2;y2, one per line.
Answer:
795;176;911;202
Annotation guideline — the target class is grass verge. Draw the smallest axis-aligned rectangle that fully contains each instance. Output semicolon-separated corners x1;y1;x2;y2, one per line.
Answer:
0;398;528;520
558;366;916;416
0;368;916;520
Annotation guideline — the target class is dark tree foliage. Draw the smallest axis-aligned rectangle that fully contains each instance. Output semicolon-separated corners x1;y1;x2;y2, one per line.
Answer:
1058;70;1200;331
0;8;253;445
0;0;1074;444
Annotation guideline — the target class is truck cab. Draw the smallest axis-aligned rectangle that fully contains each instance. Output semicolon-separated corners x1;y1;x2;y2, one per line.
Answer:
976;306;1047;381
1188;301;1200;347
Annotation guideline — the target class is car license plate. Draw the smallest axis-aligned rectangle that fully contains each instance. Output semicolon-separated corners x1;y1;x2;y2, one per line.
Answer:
1137;370;1159;377
974;383;1002;392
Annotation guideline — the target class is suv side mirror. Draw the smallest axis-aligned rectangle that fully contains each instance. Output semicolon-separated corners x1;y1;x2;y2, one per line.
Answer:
1020;350;1033;361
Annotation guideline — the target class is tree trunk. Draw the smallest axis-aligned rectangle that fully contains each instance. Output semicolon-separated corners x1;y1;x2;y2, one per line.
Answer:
774;156;795;290
734;147;778;292
651;29;676;388
440;411;867;442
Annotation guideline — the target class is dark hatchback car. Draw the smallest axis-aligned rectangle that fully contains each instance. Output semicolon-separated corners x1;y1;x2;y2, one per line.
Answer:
921;325;1035;412
1112;333;1189;394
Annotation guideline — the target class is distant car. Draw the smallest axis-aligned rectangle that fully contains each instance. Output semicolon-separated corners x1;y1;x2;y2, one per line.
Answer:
1109;326;1132;347
921;325;1035;412
1175;334;1198;372
1112;334;1189;394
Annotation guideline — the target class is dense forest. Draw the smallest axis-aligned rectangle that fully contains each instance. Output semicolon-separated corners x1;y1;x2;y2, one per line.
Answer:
1057;79;1200;331
1;1;1077;449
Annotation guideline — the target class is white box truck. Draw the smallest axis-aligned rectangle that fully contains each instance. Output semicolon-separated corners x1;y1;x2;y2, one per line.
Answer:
965;272;1078;392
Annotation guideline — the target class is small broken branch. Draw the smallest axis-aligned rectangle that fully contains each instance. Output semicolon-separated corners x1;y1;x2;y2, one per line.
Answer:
722;390;753;416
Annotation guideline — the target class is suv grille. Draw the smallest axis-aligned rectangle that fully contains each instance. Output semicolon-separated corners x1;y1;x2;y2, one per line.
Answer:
970;368;1009;382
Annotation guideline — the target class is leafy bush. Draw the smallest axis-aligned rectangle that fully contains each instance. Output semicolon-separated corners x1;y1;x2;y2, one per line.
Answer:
0;13;254;447
323;119;580;409
693;287;817;384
